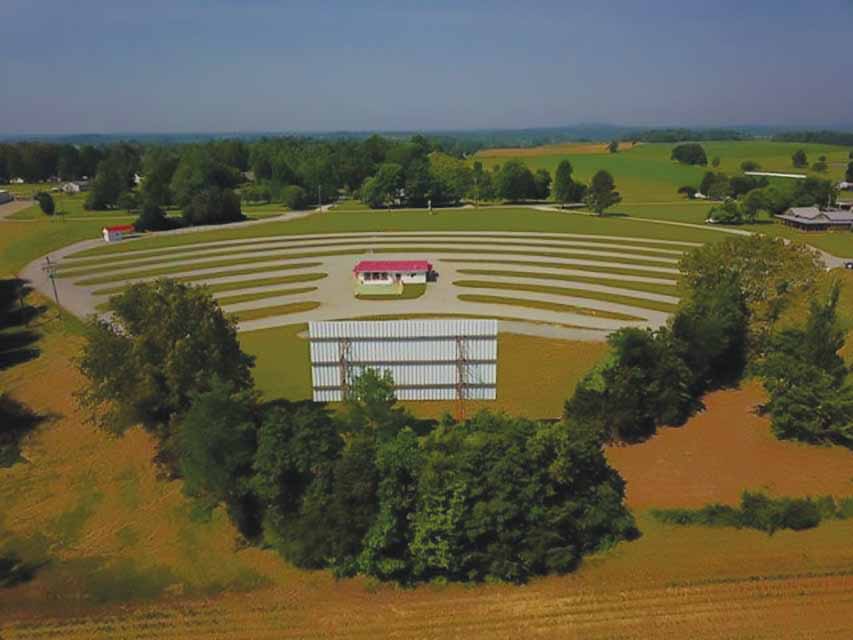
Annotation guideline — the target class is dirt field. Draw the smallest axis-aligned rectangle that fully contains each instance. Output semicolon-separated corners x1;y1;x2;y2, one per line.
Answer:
606;381;853;509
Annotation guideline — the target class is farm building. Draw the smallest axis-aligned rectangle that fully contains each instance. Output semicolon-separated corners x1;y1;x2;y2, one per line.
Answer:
775;207;853;231
0;190;12;204
62;180;90;193
308;319;498;402
101;224;135;243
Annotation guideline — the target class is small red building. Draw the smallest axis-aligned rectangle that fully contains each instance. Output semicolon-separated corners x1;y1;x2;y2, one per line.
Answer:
102;224;135;243
353;260;432;285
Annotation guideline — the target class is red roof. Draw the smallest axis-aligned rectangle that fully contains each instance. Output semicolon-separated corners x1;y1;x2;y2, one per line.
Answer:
353;260;432;273
103;225;135;233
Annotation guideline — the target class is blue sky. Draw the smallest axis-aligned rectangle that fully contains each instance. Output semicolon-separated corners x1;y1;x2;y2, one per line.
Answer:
1;0;852;134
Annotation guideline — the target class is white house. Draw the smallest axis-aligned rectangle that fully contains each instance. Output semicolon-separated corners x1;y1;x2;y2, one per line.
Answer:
62;180;90;194
102;224;134;243
353;260;432;285
0;190;13;204
133;173;142;186
10;177;24;184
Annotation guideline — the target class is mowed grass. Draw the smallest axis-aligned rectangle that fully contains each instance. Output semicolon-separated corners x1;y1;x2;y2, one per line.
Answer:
229;301;320;322
456;268;678;295
216;286;317;306
457;293;645;321
68;207;729;260
454;279;678;312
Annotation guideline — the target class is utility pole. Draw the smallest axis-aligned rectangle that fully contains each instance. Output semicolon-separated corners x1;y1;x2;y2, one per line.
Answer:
41;256;62;320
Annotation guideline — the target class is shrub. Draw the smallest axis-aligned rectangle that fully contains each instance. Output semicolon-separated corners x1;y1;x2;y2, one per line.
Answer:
35;192;54;216
280;184;308;210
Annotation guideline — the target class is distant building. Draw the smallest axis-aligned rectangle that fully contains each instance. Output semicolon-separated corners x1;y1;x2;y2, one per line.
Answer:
62;180;90;194
838;181;853;191
133;173;143;186
11;177;24;184
775;206;853;231
0;190;13;205
102;224;135;243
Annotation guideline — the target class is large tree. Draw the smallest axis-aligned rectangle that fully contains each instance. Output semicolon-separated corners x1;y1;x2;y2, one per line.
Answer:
584;170;621;214
141;148;180;207
671;143;708;165
791;149;808;168
552;160;576;207
494;159;536;202
77;280;254;440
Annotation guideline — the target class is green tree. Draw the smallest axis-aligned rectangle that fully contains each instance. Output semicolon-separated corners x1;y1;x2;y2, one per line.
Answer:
846;162;853;182
607;140;619;153
671;143;708;165
361;163;403;208
553;160;576;207
533;168;551;199
182;187;243;226
494;160;536;202
740;160;761;172
140;148;179;207
792;149;808;168
280;184;308;210
77;280;254;441
812;161;828;173
680;236;821;353
85;158;127;210
584;170;621;214
133;202;171;232
178;378;260;536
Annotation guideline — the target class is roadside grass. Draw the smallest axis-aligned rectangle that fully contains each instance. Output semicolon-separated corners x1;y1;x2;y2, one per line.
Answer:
356;283;426;301
456;293;645;321
229;301;320;322
0;219;108;275
68;208;730;260
215;286;318;306
456;268;679;295
453;279;678;312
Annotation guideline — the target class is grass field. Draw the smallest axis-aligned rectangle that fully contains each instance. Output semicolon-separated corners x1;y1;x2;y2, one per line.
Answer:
356;282;426;300
474;141;851;204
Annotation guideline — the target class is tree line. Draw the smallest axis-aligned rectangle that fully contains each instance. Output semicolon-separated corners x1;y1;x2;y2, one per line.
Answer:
565;236;852;448
76;280;638;585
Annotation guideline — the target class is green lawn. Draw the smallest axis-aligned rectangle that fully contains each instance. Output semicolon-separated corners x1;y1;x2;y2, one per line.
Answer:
69;208;729;261
216;286;318;306
230;301;320;322
356;282;426;301
453;279;677;311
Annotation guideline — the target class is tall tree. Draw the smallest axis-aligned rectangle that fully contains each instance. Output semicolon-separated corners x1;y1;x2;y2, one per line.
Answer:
791;149;808;168
494;160;536;202
533;168;552;199
77;280;254;441
553;160;577;207
584;170;621;214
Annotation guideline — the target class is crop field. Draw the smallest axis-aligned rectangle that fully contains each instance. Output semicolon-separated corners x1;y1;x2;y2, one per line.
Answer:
3;302;853;639
473;141;852;204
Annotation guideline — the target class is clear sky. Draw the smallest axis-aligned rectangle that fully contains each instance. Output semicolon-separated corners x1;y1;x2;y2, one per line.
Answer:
1;0;852;134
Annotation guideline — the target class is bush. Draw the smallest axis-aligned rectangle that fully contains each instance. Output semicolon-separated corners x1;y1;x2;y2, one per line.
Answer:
653;491;844;535
280;184;308;210
133;203;172;232
740;160;761;172
35;192;54;216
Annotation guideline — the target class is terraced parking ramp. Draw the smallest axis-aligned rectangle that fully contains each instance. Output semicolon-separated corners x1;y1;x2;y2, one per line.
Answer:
50;230;692;340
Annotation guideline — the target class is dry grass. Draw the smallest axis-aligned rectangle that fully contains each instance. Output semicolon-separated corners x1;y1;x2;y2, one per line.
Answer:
3;299;853;638
606;381;853;510
476;141;637;158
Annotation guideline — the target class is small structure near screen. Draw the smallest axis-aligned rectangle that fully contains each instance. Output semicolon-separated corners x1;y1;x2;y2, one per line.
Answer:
102;224;135;243
308;319;498;411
